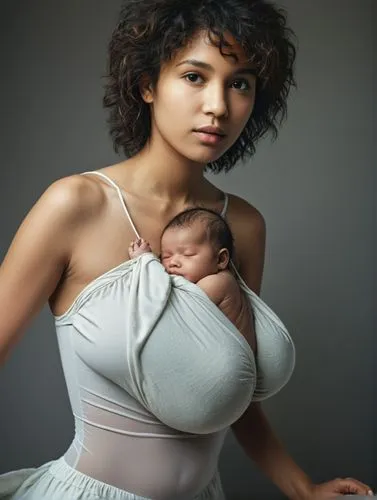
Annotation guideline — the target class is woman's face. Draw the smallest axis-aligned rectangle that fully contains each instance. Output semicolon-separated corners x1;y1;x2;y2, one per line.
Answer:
142;30;257;165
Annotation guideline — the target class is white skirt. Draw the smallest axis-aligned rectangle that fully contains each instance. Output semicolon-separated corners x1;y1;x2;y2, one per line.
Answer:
0;456;226;500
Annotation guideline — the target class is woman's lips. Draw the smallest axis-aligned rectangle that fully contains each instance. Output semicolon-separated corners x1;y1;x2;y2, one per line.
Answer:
193;131;226;145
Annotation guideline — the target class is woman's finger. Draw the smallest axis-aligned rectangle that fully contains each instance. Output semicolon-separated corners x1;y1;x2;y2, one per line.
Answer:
335;477;373;496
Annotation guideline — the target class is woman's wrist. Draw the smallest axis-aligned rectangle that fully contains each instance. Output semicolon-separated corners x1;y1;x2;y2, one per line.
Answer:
288;479;315;500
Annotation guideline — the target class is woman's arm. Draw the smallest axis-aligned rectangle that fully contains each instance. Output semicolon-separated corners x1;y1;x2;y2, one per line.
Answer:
231;199;312;498
0;176;96;365
229;196;373;499
232;402;314;500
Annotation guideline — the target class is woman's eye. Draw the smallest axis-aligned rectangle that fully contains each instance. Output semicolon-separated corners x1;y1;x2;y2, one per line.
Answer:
232;79;250;91
184;73;204;84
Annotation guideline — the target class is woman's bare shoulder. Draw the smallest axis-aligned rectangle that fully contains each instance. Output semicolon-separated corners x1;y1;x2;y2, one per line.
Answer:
39;173;107;220
226;193;266;295
226;193;265;230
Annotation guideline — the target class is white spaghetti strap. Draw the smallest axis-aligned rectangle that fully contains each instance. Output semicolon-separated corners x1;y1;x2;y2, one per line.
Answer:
230;259;242;281
229;259;252;293
221;193;229;218
81;171;141;240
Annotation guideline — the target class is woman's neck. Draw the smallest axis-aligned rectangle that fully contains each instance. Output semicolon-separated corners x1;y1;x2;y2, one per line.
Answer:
120;140;210;204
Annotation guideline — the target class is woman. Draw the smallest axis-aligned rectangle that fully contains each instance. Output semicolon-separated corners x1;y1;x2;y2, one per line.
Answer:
0;0;373;498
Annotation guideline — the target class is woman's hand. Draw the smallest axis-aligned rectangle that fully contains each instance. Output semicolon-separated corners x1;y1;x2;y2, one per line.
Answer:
303;477;374;499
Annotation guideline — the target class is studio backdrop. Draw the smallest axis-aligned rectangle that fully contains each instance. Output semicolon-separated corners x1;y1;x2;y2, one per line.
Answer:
0;1;375;499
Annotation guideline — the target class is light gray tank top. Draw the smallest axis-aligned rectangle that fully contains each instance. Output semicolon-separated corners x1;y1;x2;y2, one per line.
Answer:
53;170;295;496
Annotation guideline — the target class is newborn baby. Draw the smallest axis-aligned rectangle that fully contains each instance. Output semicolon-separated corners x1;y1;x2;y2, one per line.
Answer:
128;207;257;353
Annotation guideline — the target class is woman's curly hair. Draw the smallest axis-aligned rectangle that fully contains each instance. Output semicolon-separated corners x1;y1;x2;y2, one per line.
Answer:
103;0;297;173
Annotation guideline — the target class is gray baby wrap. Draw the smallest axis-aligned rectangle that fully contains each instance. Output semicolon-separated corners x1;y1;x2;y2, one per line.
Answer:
115;252;295;433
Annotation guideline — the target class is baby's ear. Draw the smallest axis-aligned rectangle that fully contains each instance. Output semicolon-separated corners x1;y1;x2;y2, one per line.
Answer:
217;248;230;270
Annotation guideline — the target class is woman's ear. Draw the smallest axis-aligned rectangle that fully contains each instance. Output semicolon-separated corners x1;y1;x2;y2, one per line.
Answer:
217;248;230;270
139;74;154;103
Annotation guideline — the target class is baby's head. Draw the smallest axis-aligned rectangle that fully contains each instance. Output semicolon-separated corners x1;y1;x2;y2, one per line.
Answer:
160;208;234;283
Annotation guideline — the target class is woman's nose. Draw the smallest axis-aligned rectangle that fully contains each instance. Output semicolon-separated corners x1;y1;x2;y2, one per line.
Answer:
202;84;229;118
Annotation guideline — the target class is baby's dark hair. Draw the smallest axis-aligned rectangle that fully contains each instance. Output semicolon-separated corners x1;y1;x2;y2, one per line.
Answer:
103;0;297;173
161;207;234;259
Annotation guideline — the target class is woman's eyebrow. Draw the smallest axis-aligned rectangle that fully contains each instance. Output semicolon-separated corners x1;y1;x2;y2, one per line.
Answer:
176;58;257;76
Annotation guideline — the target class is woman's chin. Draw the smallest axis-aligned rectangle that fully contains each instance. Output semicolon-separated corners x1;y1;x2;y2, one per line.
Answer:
185;149;226;166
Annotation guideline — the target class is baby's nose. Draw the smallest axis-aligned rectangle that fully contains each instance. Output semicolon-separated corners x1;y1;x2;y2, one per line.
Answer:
169;256;181;267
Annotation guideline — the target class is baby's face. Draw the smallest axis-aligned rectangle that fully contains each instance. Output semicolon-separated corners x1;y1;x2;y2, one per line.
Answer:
160;221;220;283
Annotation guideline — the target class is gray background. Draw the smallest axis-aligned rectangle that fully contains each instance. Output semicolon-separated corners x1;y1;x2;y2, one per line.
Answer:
0;1;375;499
